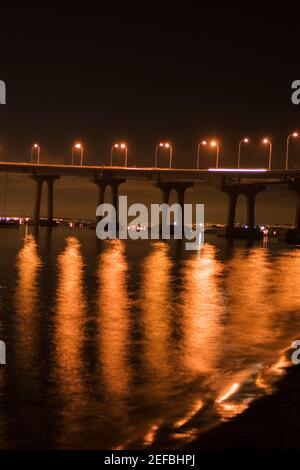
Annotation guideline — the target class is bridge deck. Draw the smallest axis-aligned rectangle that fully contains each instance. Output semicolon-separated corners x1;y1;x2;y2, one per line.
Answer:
0;161;298;183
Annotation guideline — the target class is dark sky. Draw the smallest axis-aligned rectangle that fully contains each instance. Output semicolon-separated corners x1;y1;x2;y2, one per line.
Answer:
1;5;300;222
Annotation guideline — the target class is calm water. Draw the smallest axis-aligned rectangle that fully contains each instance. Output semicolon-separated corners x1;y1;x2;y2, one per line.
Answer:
0;227;299;449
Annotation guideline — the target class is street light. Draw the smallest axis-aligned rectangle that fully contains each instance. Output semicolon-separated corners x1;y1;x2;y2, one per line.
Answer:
262;138;272;170
155;142;173;168
237;138;249;169
110;143;128;167
72;142;83;166
285;132;298;170
31;143;40;164
196;140;207;169
210;140;220;168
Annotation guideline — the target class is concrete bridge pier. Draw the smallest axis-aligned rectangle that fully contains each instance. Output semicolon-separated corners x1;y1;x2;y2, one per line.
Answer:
30;175;60;226
221;183;265;239
92;178;125;228
246;185;265;229
110;179;126;227
31;175;45;225
92;178;109;224
156;181;193;234
174;182;194;228
156;182;171;235
46;176;60;225
222;185;239;230
286;180;300;244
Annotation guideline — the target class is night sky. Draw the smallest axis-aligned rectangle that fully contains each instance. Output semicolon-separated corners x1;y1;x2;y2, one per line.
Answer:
0;5;300;223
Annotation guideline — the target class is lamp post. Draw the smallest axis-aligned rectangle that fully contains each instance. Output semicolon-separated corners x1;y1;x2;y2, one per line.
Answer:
237;138;249;169
72;143;83;166
210;140;220;168
285;132;298;170
196;140;207;169
262;138;272;171
110;143;128;167
31;143;40;164
155;142;173;168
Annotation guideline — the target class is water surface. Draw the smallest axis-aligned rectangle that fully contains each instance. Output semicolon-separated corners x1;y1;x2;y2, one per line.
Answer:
0;227;299;449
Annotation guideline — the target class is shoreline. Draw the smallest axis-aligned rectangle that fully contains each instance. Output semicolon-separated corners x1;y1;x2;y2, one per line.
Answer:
187;360;300;450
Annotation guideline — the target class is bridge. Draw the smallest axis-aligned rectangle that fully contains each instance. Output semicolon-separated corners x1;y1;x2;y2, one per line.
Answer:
1;161;300;242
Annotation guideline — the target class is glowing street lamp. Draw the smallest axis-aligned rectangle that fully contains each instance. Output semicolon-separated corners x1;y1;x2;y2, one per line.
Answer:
72;142;83;166
262;138;272;170
285;132;298;170
237;138;249;169
31;143;40;164
155;142;173;168
196;140;207;169
210;140;220;168
110;142;128;167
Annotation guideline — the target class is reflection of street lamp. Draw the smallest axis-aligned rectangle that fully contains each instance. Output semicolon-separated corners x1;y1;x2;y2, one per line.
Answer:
196;140;207;169
210;140;220;168
31;143;40;164
72;143;83;166
110;143;128;166
155;142;173;168
262;138;272;170
285;132;298;170
237;138;249;169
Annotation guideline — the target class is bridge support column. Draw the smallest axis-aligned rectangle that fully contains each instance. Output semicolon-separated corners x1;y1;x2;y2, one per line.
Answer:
110;179;126;226
156;182;172;232
246;185;265;229
296;194;300;232
286;180;300;244
175;182;193;228
31;176;45;225
155;181;193;234
46;176;60;225
221;183;265;239
222;185;239;229
92;178;109;224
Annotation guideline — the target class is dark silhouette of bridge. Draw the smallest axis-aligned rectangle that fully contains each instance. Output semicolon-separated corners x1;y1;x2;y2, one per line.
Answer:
1;161;300;242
